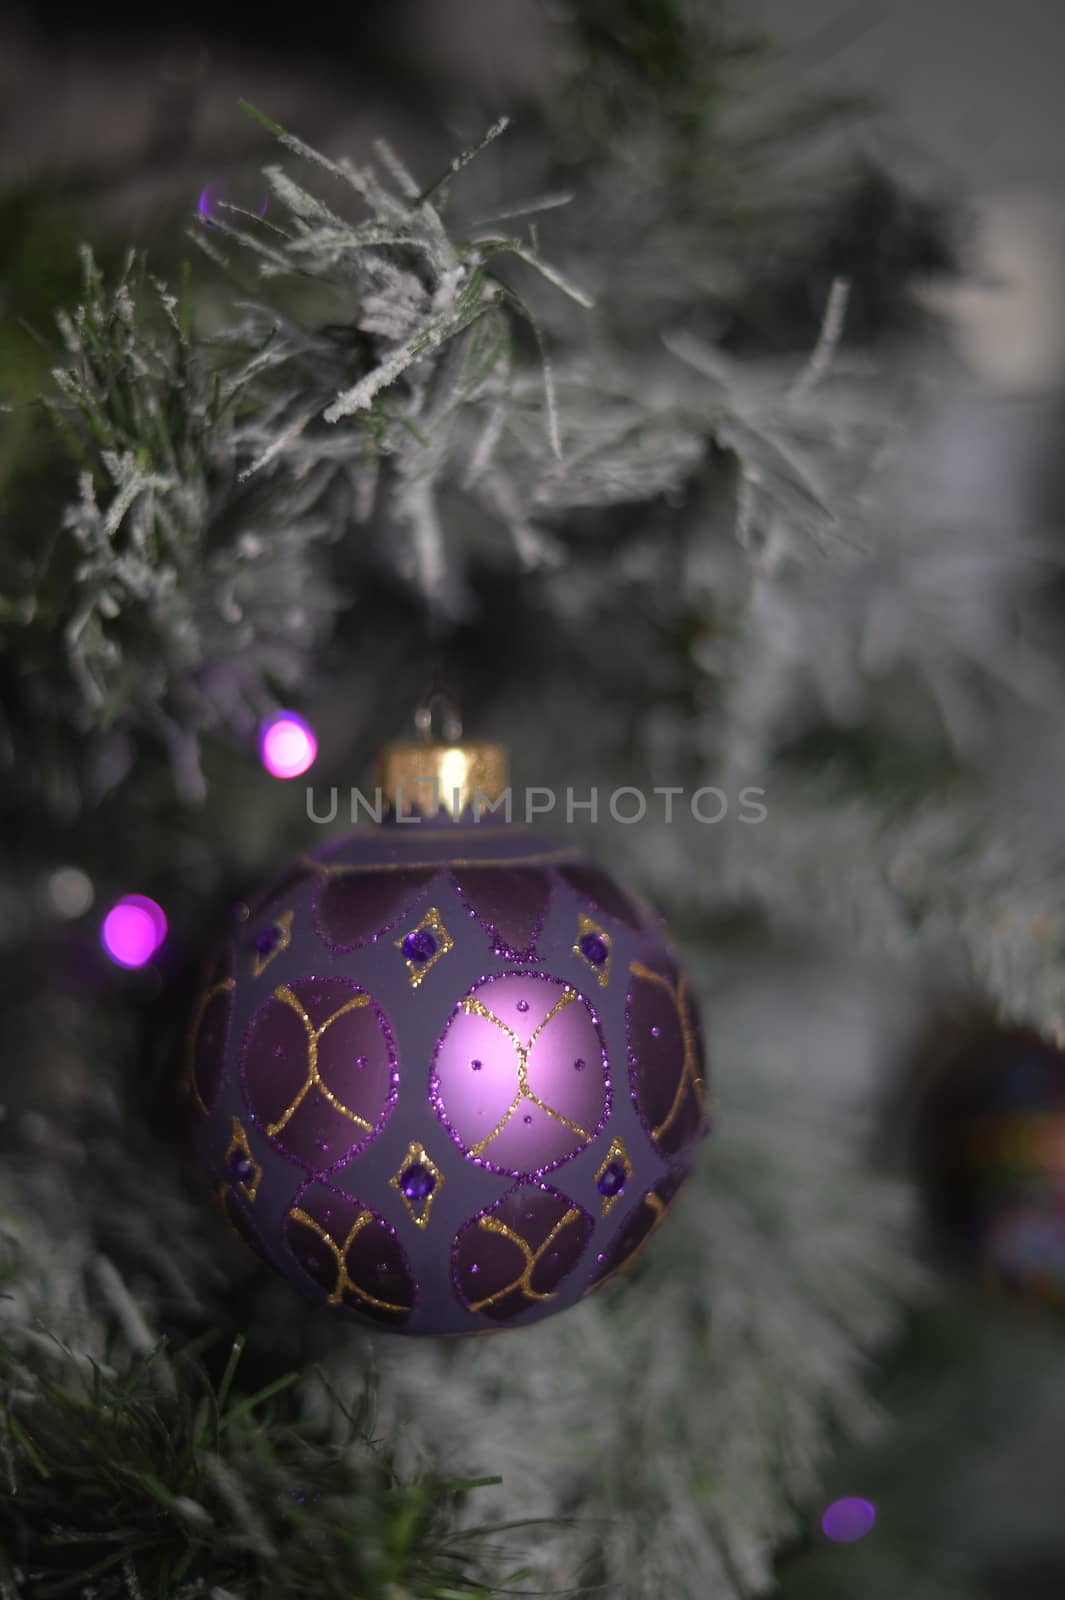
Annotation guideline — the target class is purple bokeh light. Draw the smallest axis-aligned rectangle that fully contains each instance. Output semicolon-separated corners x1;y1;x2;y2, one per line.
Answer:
198;178;268;229
821;1497;877;1544
259;711;318;779
101;894;168;969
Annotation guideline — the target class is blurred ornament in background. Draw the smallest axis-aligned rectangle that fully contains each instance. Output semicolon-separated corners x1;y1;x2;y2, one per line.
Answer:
198;176;268;228
187;711;710;1335
917;1017;1065;1304
101;894;168;968
259;711;317;780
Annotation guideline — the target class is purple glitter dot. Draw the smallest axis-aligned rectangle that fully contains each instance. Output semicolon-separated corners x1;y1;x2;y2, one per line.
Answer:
523;1114;533;1125
227;1148;254;1183
574;1057;586;1072
470;1263;479;1275
579;931;610;966
254;923;281;955
516;999;530;1014
402;929;437;963
399;1163;436;1200
355;1054;368;1069
651;1026;661;1039
821;1498;877;1544
597;1160;627;1198
469;1058;483;1072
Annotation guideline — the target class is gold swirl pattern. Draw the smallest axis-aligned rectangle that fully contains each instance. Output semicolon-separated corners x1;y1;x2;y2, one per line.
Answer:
288;1207;410;1314
224;1115;262;1202
186;977;235;1115
629;961;706;1144
264;985;374;1138
460;988;592;1157
467;1206;585;1313
584;1187;676;1297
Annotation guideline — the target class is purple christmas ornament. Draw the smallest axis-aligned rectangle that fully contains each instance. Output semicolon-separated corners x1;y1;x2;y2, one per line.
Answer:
188;737;710;1335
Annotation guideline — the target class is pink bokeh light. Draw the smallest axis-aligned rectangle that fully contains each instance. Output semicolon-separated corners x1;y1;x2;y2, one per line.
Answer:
259;711;318;779
101;894;168;969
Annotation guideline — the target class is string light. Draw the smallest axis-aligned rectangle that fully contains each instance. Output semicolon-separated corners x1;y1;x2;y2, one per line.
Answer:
101;894;168;969
259;711;318;779
46;866;94;919
821;1497;877;1544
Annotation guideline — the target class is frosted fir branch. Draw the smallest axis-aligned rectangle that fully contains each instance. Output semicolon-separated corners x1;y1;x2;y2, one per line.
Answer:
398;476;449;603
149;278;183;341
239;100;405;220
661;324;884;557
789;275;851;402
371;135;423;204
477;466;565;570
0;1149;516;1598
471;191;576;226
472;237;595;309
193;212;295;277
279;224;427;259
321;291;490;423
237;406;319;481
214;333;289;408
411;114;511;206
261;164;349;231
196;112;600;578
32;248;345;774
491;364;703;510
462;351;512;487
495;293;564;460
186;222;231;273
202;1456;278;1560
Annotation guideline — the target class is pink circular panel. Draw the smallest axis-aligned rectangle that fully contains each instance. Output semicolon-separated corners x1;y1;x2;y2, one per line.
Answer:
431;973;609;1177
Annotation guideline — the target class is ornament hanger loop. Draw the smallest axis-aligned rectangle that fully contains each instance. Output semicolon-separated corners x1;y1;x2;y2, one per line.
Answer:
414;690;463;744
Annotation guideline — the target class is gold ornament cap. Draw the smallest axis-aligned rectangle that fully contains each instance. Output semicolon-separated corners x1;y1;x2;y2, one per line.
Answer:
375;695;509;819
